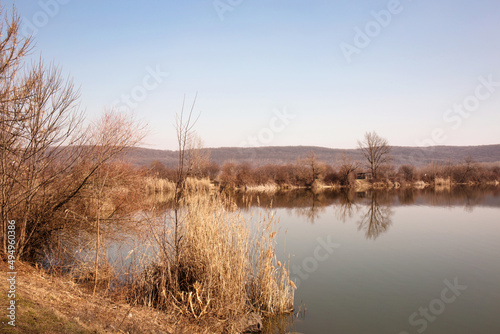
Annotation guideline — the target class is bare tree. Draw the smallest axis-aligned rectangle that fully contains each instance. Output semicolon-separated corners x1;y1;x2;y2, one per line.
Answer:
0;7;145;259
157;95;200;291
296;151;326;187
1;62;84;257
86;111;145;294
337;153;360;187
357;131;391;179
186;133;212;179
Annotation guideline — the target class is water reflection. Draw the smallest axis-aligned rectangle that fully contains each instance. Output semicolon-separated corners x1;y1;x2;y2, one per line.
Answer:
232;186;500;211
336;189;358;222
292;191;327;223
356;191;393;240
142;187;500;333
229;186;500;240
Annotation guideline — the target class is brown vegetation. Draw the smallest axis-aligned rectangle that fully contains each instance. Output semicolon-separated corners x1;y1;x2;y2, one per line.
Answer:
130;193;294;332
358;131;392;179
144;155;500;192
1;8;294;333
0;260;179;333
128;103;294;332
0;8;145;261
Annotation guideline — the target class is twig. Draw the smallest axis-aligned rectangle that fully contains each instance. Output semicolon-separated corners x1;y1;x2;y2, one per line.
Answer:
116;303;135;331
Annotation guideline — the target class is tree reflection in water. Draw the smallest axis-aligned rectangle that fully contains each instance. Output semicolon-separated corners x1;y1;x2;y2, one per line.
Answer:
293;191;326;224
227;186;500;238
336;189;359;222
356;191;393;240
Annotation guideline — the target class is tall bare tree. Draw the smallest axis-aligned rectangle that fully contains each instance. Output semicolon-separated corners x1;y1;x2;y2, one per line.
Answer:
186;133;211;179
357;131;391;179
0;7;145;259
158;94;200;291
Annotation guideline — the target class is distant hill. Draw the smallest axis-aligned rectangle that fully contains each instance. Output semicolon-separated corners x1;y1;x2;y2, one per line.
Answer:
121;145;500;168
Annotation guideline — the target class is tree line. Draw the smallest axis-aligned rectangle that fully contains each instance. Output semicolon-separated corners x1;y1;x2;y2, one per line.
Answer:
147;156;500;189
146;132;500;189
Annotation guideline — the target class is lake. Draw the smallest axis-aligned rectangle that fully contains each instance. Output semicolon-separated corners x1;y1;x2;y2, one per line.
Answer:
235;187;500;333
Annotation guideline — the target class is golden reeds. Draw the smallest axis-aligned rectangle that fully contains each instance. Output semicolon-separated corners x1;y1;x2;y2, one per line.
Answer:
131;192;294;331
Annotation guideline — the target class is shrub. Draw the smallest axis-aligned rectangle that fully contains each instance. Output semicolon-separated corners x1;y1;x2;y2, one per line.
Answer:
398;165;416;182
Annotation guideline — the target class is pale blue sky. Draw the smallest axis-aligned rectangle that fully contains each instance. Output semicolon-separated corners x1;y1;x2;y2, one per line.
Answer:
8;0;500;150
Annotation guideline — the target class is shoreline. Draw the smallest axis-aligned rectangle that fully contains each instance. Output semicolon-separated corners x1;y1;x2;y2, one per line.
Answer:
214;179;500;194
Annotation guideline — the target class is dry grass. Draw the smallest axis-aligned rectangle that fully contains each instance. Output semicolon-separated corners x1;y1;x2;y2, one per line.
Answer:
354;179;372;192
184;177;213;192
144;176;176;194
434;177;452;191
245;183;280;193
144;177;213;194
0;261;179;333
249;210;295;315
311;180;337;192
130;192;294;332
8;188;294;332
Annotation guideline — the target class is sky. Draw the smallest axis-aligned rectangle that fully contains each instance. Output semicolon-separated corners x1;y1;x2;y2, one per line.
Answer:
6;0;500;150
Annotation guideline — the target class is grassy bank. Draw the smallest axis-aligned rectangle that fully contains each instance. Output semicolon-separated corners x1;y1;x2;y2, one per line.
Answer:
0;261;179;333
143;170;499;197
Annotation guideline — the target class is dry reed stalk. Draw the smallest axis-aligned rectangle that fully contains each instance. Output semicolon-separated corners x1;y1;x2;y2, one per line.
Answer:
245;183;280;193
184;177;213;192
144;177;176;194
249;210;295;315
131;192;295;331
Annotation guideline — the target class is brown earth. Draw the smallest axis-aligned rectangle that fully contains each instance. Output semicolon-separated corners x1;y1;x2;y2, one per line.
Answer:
0;260;193;334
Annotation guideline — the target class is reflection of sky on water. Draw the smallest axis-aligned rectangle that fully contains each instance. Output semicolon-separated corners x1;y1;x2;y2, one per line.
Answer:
251;189;500;333
102;188;500;333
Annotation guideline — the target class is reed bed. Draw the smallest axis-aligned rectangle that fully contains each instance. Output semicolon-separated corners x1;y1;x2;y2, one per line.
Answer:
434;177;452;191
130;192;295;332
249;210;295;314
435;177;452;187
184;176;213;192
145;176;213;194
144;176;176;193
244;183;281;193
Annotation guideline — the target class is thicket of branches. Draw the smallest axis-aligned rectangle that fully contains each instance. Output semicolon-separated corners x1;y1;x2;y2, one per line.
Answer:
0;9;144;261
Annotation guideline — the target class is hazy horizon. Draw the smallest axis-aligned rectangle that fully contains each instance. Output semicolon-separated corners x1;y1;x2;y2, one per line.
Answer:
9;0;500;150
136;142;500;152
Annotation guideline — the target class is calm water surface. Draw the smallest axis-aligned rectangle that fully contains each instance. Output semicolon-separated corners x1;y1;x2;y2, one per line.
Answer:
236;187;500;334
